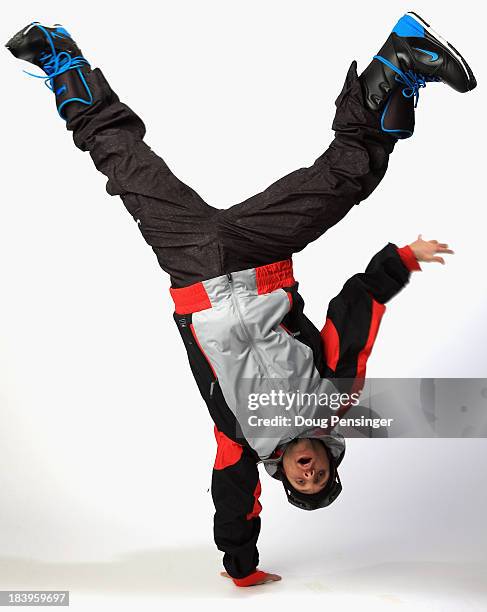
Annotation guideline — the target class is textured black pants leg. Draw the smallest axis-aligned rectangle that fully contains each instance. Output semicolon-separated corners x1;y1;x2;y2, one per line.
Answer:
65;67;221;288
64;62;397;286
217;62;398;273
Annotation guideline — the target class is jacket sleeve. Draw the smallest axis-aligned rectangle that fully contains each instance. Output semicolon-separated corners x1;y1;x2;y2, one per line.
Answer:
320;242;420;380
211;427;263;582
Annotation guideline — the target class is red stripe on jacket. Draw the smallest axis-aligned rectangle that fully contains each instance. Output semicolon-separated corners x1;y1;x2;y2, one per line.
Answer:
356;298;386;380
213;427;243;470
320;318;340;372
255;259;295;294
170;259;295;313
246;481;262;520
170;282;211;314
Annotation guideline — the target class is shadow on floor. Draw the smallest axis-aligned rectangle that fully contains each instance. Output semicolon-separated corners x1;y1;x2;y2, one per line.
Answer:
0;547;239;598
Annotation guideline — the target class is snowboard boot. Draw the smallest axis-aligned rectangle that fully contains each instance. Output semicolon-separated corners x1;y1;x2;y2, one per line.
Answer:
359;12;477;138
6;22;93;120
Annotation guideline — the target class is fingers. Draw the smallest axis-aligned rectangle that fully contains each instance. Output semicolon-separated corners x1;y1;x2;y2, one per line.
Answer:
430;243;454;260
258;573;282;583
431;256;445;265
429;242;453;253
220;572;231;579
252;574;282;585
417;236;452;250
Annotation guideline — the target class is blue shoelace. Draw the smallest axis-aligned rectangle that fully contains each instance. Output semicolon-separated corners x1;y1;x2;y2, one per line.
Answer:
373;55;441;107
22;23;90;93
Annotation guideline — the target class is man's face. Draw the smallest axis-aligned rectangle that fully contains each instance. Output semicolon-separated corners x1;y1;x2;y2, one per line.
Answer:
282;438;330;494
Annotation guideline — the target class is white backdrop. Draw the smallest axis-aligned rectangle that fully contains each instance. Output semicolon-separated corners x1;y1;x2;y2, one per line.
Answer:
1;1;486;610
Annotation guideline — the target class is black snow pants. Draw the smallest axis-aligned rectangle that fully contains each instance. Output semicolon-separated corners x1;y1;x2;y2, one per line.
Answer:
65;61;396;288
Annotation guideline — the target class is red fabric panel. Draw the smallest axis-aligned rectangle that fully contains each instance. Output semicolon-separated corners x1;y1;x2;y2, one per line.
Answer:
397;245;421;272
356;299;386;380
246;481;262;520
189;323;217;378
232;570;269;587
255;259;295;294
170;281;212;314
320;317;340;372
213;426;243;470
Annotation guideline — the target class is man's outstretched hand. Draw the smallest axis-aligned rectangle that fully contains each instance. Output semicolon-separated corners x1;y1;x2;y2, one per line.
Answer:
220;570;282;587
408;235;454;265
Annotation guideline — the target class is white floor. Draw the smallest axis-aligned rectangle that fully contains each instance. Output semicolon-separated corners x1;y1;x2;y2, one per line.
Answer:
1;546;485;611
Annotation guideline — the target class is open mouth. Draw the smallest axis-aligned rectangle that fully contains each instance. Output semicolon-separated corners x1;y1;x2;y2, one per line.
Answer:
297;456;312;466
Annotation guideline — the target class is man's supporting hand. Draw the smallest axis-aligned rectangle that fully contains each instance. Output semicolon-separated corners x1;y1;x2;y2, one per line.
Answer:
408;234;454;265
220;570;282;587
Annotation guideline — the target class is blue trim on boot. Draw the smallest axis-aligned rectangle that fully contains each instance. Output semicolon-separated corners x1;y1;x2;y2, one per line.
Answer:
373;54;440;107
379;97;413;139
392;14;425;38
57;68;94;119
22;23;93;119
414;47;439;62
